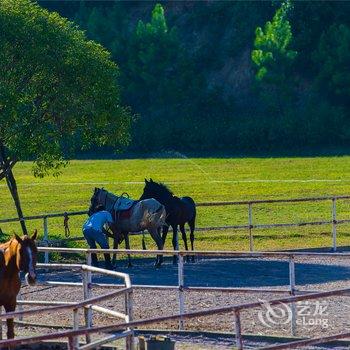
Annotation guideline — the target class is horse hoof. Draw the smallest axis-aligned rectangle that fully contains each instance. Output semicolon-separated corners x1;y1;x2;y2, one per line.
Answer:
127;263;133;268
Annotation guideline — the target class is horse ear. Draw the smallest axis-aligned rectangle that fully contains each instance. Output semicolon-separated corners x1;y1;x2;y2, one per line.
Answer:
145;179;149;184
150;178;153;182
31;229;38;241
14;234;23;243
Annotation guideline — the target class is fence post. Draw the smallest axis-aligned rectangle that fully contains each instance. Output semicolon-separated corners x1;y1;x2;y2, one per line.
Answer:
178;253;185;330
125;288;134;350
83;255;92;344
289;256;297;336
72;307;79;348
248;203;253;252
68;335;75;350
17;285;23;322
234;309;243;350
332;198;337;252
43;216;49;264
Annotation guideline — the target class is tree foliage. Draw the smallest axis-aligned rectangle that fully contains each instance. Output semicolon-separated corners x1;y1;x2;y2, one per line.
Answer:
123;4;182;112
75;3;217;151
0;0;131;233
22;1;350;154
313;24;350;103
251;0;297;83
0;0;131;178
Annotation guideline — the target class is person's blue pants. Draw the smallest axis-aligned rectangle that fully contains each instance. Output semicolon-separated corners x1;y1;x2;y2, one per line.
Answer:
83;228;109;249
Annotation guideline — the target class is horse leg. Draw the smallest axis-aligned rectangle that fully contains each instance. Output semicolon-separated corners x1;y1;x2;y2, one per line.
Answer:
148;227;164;268
189;216;196;262
172;225;179;264
4;301;16;339
179;224;190;262
124;232;132;268
112;237;118;266
161;225;169;246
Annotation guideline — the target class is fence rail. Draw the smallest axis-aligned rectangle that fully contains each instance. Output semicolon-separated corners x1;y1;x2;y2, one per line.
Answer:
1;248;349;349
198;195;350;206
35;248;350;337
36;247;350;257
0;263;133;350
2;194;350;223
1;283;349;350
1;194;350;262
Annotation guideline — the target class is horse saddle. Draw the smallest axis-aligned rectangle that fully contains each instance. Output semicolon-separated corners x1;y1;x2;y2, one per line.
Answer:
113;196;135;212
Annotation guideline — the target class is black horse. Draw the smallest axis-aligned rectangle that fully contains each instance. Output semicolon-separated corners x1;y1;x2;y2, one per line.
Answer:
140;179;196;263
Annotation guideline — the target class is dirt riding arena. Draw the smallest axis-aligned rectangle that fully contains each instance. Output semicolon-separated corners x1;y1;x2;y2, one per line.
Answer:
9;251;350;349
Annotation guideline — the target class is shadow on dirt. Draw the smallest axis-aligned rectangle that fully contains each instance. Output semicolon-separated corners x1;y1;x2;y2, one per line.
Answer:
37;257;350;288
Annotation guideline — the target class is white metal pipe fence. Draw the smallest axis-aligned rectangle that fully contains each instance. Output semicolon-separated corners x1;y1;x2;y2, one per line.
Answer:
1;249;349;348
1;263;134;350
0;285;349;350
1;195;350;261
34;248;350;338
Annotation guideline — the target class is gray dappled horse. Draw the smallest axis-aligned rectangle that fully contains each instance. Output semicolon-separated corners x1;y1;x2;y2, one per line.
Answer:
89;188;166;267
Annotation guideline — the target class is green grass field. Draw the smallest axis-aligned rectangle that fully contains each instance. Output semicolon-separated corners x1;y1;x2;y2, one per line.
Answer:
1;156;350;252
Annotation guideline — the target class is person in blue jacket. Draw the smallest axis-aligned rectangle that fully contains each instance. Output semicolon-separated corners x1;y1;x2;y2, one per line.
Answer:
83;204;118;269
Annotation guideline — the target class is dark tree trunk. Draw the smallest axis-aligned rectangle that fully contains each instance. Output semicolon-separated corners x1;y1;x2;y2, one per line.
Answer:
5;167;27;235
0;142;27;235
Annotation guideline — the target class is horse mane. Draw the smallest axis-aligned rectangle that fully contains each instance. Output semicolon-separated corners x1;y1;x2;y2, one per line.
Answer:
100;188;118;201
0;238;16;250
150;181;174;197
91;187;122;215
0;235;31;250
0;238;20;271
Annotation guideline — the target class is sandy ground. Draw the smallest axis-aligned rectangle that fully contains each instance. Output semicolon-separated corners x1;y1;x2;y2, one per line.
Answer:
2;254;350;349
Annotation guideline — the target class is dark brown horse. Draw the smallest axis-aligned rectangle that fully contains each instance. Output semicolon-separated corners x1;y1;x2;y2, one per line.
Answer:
140;179;196;263
0;231;38;339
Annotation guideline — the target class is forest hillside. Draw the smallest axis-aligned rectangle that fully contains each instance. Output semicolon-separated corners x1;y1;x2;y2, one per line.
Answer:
39;1;350;155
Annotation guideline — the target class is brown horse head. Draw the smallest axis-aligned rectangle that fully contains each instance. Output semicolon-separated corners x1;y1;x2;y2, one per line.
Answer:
14;230;38;286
